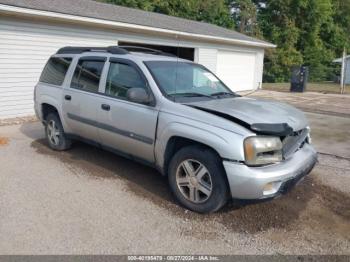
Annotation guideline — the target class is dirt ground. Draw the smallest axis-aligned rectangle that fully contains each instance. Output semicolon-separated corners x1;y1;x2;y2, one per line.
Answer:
0;108;349;254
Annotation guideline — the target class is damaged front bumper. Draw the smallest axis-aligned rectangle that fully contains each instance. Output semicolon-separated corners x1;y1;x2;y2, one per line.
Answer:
223;143;318;199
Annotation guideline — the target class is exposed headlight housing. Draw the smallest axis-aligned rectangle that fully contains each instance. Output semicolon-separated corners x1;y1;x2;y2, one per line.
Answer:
244;136;283;166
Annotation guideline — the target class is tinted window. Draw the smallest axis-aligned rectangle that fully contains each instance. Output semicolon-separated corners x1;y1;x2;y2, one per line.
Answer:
105;62;147;100
40;57;72;86
71;59;105;93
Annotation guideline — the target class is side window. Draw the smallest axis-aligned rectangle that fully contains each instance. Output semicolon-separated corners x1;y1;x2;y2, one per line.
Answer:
105;62;147;100
39;57;72;86
71;59;105;93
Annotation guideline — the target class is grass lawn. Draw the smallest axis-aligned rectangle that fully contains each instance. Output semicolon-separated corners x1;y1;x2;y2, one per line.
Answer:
262;82;350;95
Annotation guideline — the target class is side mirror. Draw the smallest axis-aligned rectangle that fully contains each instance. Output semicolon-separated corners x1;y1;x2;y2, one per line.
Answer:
126;88;152;104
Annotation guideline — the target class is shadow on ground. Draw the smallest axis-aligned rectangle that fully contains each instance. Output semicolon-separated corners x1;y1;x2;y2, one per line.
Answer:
21;118;348;237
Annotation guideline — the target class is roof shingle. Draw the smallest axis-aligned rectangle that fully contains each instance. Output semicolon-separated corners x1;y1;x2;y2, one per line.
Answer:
0;0;273;47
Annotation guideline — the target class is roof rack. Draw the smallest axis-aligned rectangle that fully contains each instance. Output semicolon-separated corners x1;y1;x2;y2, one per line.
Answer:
119;46;177;57
56;45;177;58
56;46;129;55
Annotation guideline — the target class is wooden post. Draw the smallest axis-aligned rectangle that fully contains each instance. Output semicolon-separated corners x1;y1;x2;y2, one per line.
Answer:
340;48;347;94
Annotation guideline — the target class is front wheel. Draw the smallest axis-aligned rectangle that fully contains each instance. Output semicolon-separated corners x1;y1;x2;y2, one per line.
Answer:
168;145;229;213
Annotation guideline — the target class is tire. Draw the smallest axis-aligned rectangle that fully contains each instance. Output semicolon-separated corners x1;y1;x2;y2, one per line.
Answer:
168;145;229;213
45;113;72;151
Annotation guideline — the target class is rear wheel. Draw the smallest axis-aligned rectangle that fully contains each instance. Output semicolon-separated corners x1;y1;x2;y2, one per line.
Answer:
168;145;229;213
45;113;72;151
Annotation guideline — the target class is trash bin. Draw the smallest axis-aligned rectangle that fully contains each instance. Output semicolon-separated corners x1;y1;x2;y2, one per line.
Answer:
290;66;309;92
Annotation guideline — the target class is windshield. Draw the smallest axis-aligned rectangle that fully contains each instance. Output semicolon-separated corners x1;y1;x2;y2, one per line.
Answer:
144;61;235;99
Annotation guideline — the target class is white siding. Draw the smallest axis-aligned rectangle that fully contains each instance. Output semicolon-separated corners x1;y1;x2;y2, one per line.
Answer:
0;16;266;119
197;48;218;73
255;49;265;89
0;18;119;119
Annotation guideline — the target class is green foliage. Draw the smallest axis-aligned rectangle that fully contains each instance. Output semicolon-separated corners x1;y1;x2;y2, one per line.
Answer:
100;0;350;82
101;0;234;28
229;0;261;37
257;0;350;82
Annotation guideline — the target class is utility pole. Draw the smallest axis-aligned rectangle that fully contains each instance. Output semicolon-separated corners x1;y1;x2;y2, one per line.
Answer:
340;47;347;94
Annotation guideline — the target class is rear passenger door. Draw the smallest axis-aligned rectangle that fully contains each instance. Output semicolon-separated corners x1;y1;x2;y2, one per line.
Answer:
97;58;159;163
62;56;106;142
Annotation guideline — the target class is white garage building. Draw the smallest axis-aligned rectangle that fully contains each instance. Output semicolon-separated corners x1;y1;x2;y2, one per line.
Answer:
0;0;275;119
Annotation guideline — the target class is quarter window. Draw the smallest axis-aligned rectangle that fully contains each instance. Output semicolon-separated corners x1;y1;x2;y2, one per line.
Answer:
39;57;72;86
71;59;105;93
105;62;147;100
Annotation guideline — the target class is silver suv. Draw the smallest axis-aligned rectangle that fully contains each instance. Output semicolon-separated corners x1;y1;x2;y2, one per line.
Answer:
34;46;317;213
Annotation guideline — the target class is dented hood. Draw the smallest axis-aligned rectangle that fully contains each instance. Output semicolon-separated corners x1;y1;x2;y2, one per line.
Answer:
186;97;308;133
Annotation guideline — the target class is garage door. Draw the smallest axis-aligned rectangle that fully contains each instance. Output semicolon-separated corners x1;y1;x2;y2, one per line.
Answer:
0;18;119;119
216;51;256;92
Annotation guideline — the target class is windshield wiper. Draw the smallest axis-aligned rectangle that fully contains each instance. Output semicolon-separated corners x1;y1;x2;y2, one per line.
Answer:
210;91;237;97
169;92;213;98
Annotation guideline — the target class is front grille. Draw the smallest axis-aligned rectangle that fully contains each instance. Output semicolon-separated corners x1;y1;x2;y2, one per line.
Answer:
282;128;309;159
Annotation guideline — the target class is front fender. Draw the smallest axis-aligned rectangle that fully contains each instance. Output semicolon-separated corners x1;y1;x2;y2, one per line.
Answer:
155;120;245;170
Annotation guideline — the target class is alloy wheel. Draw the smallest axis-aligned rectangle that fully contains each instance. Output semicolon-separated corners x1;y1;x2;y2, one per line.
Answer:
175;159;213;203
47;120;60;146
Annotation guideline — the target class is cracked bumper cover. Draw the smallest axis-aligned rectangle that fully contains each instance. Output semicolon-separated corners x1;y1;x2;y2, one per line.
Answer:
223;143;318;199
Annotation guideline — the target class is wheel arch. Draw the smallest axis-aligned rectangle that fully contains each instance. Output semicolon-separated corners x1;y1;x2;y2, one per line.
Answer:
156;122;239;175
38;94;62;121
162;136;223;175
41;103;60;122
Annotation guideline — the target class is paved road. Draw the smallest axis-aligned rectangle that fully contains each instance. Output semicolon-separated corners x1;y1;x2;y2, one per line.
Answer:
0;113;349;254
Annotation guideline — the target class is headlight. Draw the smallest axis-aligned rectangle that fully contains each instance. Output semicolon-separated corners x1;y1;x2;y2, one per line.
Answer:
244;136;283;166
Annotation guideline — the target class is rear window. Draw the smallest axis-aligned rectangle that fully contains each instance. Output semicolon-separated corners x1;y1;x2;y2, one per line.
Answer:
40;57;72;86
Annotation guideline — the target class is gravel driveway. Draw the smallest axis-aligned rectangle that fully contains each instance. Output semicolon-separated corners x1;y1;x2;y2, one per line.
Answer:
0;112;349;255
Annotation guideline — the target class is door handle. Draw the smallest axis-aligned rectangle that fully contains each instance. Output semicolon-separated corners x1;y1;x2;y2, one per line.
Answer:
101;104;110;111
64;95;71;101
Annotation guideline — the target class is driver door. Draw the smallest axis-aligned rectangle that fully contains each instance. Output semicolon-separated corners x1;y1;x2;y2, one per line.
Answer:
97;58;159;163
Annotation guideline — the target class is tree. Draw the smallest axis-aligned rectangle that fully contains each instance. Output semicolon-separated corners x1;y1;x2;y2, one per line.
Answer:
99;0;153;10
257;0;304;82
101;0;350;83
229;0;261;37
257;0;349;82
101;0;234;28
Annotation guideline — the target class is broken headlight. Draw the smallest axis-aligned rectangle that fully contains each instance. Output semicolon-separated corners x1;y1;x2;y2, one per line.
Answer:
244;136;283;166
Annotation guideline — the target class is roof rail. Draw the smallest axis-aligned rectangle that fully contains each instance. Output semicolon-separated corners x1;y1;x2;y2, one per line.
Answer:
56;46;129;55
119;46;177;57
56;45;177;57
